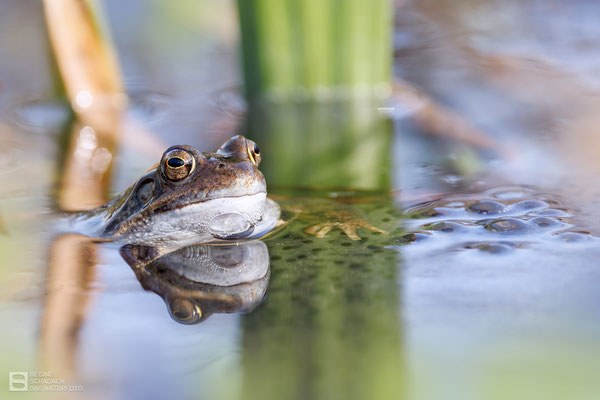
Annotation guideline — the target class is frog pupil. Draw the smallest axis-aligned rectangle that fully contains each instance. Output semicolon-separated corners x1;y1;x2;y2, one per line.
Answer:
253;144;260;155
168;157;185;168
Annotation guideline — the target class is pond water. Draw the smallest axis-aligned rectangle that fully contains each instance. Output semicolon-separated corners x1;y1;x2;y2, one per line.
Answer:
1;0;600;399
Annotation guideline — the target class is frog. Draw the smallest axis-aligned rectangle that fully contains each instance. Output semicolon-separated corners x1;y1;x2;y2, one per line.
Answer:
68;135;279;246
66;135;387;246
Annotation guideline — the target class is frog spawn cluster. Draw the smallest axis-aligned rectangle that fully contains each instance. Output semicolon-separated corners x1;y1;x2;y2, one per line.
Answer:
403;187;597;254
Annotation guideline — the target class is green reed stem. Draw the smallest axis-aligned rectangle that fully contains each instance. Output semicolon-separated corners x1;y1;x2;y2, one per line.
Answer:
237;0;392;101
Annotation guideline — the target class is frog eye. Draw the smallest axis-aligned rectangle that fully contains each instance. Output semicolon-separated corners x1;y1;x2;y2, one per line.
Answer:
160;147;196;181
167;297;202;324
246;140;261;166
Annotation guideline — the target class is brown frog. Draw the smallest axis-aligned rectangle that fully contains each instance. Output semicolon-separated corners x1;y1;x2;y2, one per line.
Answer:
70;135;280;246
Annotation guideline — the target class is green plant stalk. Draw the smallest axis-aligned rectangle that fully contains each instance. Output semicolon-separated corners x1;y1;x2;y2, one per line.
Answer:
237;0;392;100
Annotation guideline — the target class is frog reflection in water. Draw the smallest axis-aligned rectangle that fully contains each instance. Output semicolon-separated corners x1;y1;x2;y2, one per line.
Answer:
121;240;270;324
72;135;386;244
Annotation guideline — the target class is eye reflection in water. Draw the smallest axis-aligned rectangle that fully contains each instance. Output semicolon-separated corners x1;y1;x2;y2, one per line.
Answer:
119;240;270;324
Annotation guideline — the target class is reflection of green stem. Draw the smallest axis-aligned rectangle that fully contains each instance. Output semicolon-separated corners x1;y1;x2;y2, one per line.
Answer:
246;100;392;191
237;5;400;396
241;214;405;400
237;0;392;100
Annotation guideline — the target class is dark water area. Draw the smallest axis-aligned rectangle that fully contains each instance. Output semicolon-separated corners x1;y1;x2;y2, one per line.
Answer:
1;1;600;399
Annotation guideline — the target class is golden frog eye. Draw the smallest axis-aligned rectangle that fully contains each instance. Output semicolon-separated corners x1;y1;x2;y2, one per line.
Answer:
246;139;261;166
160;147;195;181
